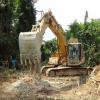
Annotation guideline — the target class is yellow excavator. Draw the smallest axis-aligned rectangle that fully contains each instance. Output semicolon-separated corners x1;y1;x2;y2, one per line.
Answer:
32;10;92;77
19;10;93;76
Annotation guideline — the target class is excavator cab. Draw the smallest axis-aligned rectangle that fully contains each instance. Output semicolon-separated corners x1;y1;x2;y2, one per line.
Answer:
67;37;84;66
68;43;82;66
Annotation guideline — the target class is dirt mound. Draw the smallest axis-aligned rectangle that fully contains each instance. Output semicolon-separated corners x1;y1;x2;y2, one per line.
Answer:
68;65;100;100
4;76;57;95
1;75;59;100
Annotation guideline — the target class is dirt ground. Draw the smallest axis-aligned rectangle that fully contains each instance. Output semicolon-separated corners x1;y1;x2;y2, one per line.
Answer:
0;65;100;100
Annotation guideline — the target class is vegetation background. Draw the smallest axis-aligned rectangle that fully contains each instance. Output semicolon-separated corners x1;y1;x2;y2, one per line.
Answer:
0;0;100;68
0;0;36;61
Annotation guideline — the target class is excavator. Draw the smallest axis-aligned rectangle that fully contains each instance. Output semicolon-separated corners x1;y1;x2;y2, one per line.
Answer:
19;10;93;76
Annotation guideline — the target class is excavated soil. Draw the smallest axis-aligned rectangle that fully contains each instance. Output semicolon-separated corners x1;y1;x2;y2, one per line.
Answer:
0;65;100;100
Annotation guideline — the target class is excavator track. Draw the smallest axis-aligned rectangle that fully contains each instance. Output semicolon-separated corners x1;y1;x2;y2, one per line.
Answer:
42;65;93;77
41;64;59;75
41;65;54;75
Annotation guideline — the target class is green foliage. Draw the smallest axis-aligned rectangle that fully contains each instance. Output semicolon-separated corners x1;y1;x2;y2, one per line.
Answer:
0;0;36;59
66;20;84;40
65;19;100;67
84;10;88;25
16;0;36;33
41;39;57;64
0;0;13;33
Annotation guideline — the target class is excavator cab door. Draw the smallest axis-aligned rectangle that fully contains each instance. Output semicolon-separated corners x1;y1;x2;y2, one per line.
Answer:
68;43;82;66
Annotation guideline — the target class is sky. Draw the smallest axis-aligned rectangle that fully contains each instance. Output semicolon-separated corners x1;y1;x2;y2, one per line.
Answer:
35;0;100;41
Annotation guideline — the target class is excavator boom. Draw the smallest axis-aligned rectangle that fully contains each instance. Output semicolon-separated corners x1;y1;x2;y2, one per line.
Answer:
38;11;67;65
48;13;67;64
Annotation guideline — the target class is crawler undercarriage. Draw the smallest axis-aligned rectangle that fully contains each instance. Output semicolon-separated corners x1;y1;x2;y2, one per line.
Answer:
41;65;93;77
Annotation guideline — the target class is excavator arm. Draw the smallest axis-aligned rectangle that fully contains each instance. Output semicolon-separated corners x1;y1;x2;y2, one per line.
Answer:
37;11;67;65
47;12;67;64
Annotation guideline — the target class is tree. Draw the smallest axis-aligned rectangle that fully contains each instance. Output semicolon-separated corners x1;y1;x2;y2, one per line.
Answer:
0;0;36;61
65;20;84;40
0;0;13;33
84;10;88;25
0;0;16;57
16;0;36;33
65;19;100;67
